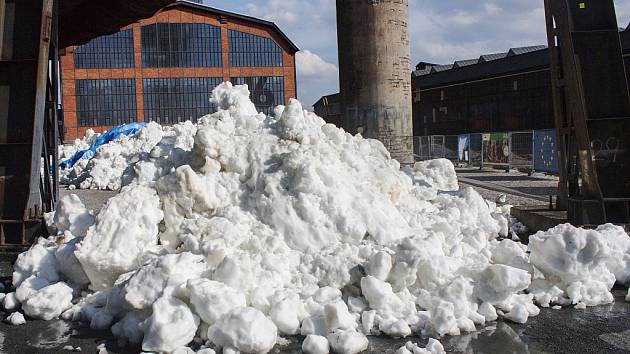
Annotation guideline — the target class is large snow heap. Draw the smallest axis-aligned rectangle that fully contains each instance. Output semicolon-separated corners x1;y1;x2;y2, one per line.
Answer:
9;83;630;354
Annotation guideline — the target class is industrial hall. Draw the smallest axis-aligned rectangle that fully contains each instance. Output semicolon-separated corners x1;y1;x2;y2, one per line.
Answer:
60;0;298;140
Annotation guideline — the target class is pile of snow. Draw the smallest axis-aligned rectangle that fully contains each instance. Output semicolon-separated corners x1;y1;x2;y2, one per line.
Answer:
5;82;630;354
60;121;197;190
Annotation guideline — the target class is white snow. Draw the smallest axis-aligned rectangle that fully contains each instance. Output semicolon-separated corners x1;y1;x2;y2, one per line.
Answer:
11;82;630;354
528;223;629;307
6;312;26;325
207;307;277;353
302;334;330;354
142;297;200;353
396;339;445;354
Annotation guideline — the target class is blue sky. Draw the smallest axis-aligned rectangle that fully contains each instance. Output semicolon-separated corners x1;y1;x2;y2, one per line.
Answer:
203;0;630;109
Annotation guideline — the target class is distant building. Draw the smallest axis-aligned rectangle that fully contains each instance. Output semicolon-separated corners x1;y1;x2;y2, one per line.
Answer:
60;0;299;140
412;27;630;137
316;27;630;139
313;93;341;127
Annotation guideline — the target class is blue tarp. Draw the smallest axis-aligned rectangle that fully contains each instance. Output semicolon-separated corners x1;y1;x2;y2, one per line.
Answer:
59;122;146;169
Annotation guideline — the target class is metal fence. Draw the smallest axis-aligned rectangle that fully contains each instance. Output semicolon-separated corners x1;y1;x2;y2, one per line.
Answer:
414;130;560;174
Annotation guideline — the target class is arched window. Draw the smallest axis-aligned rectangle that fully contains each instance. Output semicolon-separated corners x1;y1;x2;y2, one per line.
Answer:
141;23;222;68
228;30;283;67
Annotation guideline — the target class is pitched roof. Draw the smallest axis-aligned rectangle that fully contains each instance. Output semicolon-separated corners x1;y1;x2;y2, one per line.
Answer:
479;52;508;62
165;1;300;53
508;45;548;56
453;59;478;68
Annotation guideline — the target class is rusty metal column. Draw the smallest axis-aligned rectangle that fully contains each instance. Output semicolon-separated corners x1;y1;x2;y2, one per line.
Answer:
0;0;54;248
336;0;414;164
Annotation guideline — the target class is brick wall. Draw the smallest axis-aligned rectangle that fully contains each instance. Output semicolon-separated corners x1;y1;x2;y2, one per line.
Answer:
60;6;297;140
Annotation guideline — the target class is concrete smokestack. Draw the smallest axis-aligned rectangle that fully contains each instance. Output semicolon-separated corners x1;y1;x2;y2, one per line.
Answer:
336;0;414;164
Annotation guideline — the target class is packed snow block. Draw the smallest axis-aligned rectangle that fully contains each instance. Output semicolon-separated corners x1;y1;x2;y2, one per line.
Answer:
75;185;164;290
22;282;73;320
396;339;445;354
122;253;207;310
12;238;59;289
207;307;277;354
529;224;620;306
475;264;531;304
327;330;369;354
407;159;459;192
186;278;246;326
302;335;330;354
142;297;199;353
270;292;306;335
46;194;95;237
6;312;26;325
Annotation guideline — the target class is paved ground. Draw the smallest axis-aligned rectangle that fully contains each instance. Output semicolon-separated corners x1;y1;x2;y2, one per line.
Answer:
457;168;559;207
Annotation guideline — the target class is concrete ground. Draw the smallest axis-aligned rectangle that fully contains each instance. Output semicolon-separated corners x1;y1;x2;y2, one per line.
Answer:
0;176;626;354
457;168;559;208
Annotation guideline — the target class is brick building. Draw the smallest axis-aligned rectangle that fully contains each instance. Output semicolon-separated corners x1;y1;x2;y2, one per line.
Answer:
60;0;299;140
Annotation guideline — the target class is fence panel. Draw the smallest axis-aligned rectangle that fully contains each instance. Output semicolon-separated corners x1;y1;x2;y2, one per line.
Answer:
430;135;445;159
533;129;560;173
469;133;483;166
444;135;459;161
510;131;534;169
414;136;430;161
482;132;510;166
458;135;470;163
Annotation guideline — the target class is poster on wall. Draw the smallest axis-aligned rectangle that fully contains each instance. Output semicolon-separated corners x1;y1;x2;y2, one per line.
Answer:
458;134;469;162
533;129;559;173
482;132;510;165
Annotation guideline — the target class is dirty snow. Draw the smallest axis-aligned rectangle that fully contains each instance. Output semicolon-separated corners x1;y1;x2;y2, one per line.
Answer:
7;82;630;354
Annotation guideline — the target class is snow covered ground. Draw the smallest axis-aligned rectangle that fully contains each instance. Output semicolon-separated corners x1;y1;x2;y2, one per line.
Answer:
5;83;630;354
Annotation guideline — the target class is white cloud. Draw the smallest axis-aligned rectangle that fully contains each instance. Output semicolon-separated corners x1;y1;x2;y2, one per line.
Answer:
296;50;338;80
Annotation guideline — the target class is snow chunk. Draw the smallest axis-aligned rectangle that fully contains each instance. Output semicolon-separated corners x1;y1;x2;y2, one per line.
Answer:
207;307;277;353
48;194;95;237
396;339;445;354
327;330;368;354
75;185;163;290
186;278;246;326
528;224;619;306
123;253;207;310
142;297;199;353
6;312;26;325
302;335;330;354
22;282;73;320
407;159;458;191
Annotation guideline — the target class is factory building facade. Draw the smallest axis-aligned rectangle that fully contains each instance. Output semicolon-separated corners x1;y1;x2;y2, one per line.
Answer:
314;26;630;139
412;26;630;137
60;0;298;140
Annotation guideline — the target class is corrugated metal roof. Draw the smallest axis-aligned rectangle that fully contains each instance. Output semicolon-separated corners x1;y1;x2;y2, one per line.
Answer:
431;64;453;73
479;52;508;62
453;59;478;68
412;68;432;77
508;45;547;56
